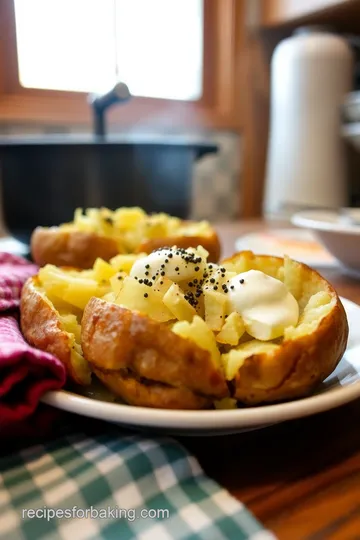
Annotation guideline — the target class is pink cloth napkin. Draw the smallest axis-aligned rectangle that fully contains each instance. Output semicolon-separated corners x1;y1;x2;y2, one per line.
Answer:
0;253;66;427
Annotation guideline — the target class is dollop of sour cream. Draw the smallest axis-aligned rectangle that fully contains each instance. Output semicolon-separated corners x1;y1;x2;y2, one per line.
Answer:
130;247;205;283
227;269;299;340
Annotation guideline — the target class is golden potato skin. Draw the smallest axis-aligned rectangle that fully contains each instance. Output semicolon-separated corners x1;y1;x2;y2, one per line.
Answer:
138;230;221;263
81;297;229;408
94;370;211;409
31;227;120;269
222;253;349;404
20;277;90;385
31;225;221;268
233;300;347;405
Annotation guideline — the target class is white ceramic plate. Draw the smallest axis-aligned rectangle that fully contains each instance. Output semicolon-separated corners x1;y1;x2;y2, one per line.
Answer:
292;210;360;276
42;298;360;436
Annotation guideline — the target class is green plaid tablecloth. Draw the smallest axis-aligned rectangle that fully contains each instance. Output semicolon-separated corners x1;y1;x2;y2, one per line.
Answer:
0;429;276;540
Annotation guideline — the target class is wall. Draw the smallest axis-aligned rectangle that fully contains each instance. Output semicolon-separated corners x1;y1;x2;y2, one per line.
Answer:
0;122;241;222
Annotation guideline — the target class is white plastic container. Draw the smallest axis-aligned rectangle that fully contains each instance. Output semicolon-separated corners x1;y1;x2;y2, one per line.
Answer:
264;26;354;218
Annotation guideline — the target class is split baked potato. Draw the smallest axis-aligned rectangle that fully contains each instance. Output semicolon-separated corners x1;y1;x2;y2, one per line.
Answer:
20;248;348;409
31;207;220;268
220;252;348;404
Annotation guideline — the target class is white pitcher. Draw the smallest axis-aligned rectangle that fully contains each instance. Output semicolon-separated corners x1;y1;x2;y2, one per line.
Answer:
264;26;354;218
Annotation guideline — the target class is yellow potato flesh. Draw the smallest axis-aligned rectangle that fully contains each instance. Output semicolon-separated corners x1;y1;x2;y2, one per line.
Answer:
114;276;174;323
216;312;245;345
204;289;228;331
172;315;221;367
163;283;197;322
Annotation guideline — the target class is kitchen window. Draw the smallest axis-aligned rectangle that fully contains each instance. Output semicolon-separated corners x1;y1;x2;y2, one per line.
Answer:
0;0;244;129
14;0;204;101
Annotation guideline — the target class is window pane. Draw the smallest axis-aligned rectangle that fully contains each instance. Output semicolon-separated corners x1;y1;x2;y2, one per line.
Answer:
14;0;117;93
115;0;203;100
14;0;203;100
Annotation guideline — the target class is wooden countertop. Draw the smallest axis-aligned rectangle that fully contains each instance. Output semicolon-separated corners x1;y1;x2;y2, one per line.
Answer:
182;221;360;539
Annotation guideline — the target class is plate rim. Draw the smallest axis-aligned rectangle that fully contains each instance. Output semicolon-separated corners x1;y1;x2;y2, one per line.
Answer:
41;297;360;431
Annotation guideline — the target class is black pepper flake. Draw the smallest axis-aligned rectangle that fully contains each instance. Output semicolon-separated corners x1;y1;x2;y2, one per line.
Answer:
194;266;200;272
240;279;245;284
145;264;150;269
161;271;165;276
103;217;113;225
160;280;163;285
220;267;226;273
230;285;234;290
152;276;156;280
144;293;148;298
213;285;218;290
208;264;213;269
188;282;193;287
145;271;149;276
193;279;198;284
117;275;123;280
210;278;216;284
165;259;169;263
175;266;179;271
139;279;144;284
134;277;138;280
221;274;225;278
184;291;199;307
168;253;173;258
160;264;165;269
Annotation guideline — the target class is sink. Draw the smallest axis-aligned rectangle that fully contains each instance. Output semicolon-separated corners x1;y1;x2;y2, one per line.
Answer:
0;134;218;243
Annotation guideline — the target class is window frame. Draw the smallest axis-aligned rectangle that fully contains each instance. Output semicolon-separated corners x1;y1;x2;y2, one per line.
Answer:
0;0;245;129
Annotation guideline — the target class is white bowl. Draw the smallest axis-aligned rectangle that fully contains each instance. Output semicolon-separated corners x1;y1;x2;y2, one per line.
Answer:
292;209;360;275
343;92;360;124
342;122;360;151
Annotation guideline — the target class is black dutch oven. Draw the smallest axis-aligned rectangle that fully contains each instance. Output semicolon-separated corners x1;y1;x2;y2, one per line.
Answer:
0;83;218;248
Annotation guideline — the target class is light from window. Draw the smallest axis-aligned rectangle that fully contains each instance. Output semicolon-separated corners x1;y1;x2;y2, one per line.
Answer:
14;0;203;101
14;0;117;94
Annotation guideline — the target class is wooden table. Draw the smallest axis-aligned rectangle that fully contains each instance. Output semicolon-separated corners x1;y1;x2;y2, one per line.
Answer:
182;221;360;540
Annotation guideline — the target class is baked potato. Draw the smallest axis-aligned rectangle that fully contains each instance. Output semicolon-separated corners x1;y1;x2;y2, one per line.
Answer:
21;248;229;408
31;207;220;268
220;251;348;404
20;276;90;386
20;247;348;408
81;299;228;409
20;254;143;387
